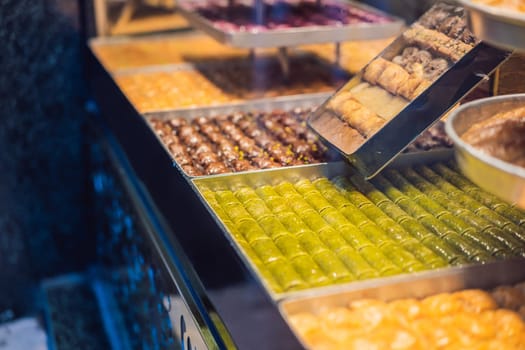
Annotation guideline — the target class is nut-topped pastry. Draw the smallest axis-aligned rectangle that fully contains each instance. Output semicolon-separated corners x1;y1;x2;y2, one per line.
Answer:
150;108;334;176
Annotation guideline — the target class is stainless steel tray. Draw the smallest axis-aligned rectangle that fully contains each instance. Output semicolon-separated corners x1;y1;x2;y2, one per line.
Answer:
144;94;453;178
460;0;525;52
446;94;525;209
191;154;465;301
144;92;330;120
177;0;404;48
308;2;511;179
280;258;525;348
144;93;336;178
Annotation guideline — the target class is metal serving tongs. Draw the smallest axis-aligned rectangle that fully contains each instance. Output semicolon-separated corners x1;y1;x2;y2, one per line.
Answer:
308;1;511;179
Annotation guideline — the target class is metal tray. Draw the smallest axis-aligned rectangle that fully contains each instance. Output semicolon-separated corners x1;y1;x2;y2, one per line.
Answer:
460;0;525;52
177;0;404;48
308;2;511;179
446;94;525;209
144;93;337;178
144;94;453;179
191;153;461;301
280;258;525;348
112;51;351;112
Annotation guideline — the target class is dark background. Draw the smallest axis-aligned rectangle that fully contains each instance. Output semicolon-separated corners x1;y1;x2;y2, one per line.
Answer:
0;0;89;316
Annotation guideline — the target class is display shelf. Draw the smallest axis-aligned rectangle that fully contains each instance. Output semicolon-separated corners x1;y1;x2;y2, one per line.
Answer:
85;6;525;346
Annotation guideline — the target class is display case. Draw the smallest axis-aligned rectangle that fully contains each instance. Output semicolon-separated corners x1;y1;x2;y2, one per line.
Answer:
85;1;525;348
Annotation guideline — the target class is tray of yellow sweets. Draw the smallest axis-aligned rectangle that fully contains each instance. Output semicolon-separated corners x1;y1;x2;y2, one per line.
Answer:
191;159;525;300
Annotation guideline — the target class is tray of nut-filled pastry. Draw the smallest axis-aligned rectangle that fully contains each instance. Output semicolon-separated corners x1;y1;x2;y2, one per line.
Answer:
177;0;404;48
191;158;525;301
113;52;351;112
308;1;512;179
460;0;525;52
280;258;525;349
145;94;459;178
145;94;339;177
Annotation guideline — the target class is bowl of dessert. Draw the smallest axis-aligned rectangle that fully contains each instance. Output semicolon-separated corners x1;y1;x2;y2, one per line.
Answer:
446;94;525;209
